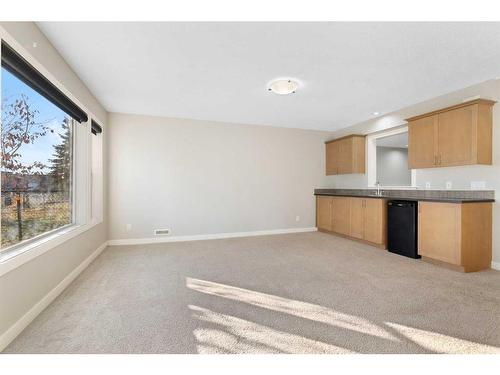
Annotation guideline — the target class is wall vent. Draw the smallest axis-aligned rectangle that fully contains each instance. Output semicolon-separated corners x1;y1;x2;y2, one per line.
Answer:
154;229;171;236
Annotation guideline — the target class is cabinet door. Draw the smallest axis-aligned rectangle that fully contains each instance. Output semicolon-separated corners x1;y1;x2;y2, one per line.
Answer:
325;141;339;175
331;197;350;235
437;105;476;166
408;115;438;168
337;138;353;174
363;199;386;245
418;202;461;265
349;198;364;239
316;196;332;231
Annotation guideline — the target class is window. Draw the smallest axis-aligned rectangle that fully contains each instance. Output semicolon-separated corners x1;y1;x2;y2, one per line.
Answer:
366;126;416;188
1;67;75;249
375;132;411;186
0;41;93;261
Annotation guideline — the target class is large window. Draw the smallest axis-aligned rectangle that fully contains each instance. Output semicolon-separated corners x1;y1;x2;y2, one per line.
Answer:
1;67;74;249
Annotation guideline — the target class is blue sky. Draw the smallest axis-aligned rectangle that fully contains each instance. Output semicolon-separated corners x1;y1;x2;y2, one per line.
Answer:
1;67;68;173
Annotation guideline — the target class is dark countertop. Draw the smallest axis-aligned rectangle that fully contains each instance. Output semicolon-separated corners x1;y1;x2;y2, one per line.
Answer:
314;189;495;203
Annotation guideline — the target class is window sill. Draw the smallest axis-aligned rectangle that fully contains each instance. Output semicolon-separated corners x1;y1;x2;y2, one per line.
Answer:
0;221;101;277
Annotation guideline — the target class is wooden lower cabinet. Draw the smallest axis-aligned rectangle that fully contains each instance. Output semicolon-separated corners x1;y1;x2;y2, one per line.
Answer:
316;196;333;231
349;197;387;246
316;196;492;272
331;197;350;235
316;195;387;247
349;198;364;239
363;198;387;245
418;201;492;272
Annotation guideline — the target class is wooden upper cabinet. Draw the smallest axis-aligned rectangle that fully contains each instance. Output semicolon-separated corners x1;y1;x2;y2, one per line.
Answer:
325;141;339;175
438;105;476;166
408;115;438;168
407;99;495;169
325;135;365;175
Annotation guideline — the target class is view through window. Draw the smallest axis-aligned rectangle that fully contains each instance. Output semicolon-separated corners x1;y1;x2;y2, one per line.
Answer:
1;67;73;249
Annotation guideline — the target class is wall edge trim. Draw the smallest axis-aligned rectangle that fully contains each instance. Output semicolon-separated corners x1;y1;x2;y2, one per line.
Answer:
107;227;318;246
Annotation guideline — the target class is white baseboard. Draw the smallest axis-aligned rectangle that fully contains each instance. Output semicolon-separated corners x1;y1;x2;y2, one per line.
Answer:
108;227;318;246
0;241;108;352
492;261;500;271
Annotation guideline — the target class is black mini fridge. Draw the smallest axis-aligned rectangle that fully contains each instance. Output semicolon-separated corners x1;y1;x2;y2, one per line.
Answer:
387;200;420;259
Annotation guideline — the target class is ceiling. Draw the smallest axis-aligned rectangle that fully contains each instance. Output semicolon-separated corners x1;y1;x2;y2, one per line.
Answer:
37;22;500;131
376;132;408;148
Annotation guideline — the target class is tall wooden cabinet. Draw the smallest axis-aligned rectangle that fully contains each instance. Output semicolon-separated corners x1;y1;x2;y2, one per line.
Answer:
418;201;492;272
325;135;365;175
407;99;495;169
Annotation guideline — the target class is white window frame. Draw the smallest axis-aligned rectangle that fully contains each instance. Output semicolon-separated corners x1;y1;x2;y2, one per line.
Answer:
366;125;417;189
90;124;104;225
0;27;105;277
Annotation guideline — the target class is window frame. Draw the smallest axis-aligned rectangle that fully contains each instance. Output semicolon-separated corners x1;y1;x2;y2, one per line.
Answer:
0;29;105;277
90;120;104;225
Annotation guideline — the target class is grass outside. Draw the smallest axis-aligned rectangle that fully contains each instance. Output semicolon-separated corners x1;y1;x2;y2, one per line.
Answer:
1;201;71;248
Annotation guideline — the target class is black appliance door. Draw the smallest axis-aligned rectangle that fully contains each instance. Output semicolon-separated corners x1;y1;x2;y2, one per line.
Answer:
387;201;419;258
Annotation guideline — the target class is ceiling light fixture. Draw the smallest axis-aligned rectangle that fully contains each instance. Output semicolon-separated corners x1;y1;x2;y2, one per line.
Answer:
267;79;299;95
373;111;380;116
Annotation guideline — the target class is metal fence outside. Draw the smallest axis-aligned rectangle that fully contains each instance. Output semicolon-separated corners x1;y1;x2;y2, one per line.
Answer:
1;191;72;248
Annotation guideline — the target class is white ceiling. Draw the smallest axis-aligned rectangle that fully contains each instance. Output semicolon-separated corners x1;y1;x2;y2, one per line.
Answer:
376;132;408;148
37;22;500;131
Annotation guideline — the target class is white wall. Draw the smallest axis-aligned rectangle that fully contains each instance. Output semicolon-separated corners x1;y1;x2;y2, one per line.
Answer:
324;79;500;265
376;147;411;186
108;113;331;241
0;23;108;342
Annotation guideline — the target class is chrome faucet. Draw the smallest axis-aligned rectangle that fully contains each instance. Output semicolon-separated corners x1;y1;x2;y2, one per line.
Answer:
375;181;382;196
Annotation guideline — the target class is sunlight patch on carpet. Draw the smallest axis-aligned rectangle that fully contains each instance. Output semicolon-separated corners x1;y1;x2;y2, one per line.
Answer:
186;277;396;341
190;305;354;354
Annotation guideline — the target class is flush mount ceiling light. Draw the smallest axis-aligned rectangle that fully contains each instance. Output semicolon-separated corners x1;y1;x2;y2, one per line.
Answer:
267;79;299;95
372;111;380;116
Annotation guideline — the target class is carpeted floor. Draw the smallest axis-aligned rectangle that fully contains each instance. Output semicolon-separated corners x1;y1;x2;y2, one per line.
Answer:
4;232;500;354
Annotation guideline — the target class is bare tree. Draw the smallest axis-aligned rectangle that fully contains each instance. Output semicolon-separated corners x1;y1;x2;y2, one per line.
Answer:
1;94;50;174
1;94;53;242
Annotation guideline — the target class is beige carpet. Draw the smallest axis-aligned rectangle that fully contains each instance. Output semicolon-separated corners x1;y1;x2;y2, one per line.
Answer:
4;232;500;354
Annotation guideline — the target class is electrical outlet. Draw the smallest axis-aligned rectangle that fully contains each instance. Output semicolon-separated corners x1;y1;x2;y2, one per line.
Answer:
295;215;300;222
126;224;132;231
446;181;452;190
471;181;486;190
154;228;171;236
425;182;431;189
